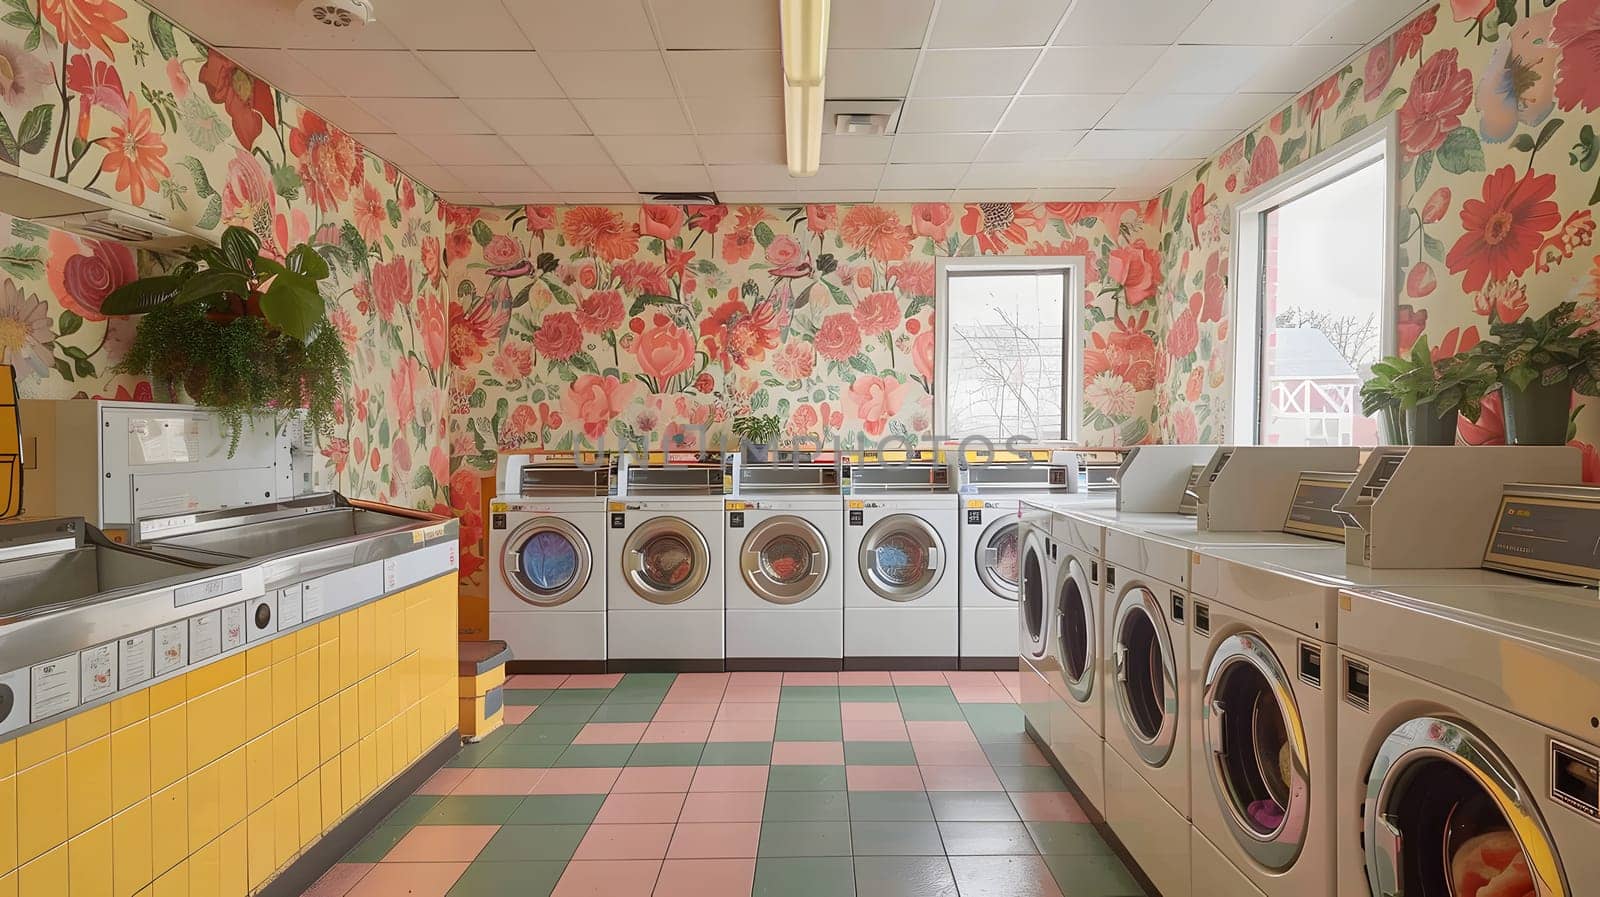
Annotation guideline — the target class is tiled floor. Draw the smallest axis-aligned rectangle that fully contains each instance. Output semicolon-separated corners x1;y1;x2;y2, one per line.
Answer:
302;671;1148;897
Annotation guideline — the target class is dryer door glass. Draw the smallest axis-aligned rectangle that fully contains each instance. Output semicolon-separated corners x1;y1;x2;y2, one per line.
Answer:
741;516;828;605
640;534;696;590
623;518;711;605
1019;535;1046;652
860;514;942;602
1363;716;1564;897
1113;587;1178;766
502;519;592;607
976;520;1021;599
1055;558;1094;702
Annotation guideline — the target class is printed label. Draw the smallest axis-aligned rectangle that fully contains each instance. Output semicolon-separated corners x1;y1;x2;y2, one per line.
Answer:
190;611;221;662
277;586;304;629
221;604;246;652
119;632;153;688
30;654;79;721
154;621;188;676
81;642;117;703
301;581;325;620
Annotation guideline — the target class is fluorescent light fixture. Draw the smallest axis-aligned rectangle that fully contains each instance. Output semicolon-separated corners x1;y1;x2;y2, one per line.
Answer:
780;0;830;176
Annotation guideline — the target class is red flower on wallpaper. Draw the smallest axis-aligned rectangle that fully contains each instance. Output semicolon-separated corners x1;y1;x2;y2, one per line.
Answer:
41;0;127;55
1107;240;1162;306
888;261;935;298
351;180;385;245
534;311;583;362
1407;262;1438;298
1186;183;1208;243
370;256;412;319
65;53;125;141
562;206;639;262
1446;165;1561;292
913;329;935;383
910;204;952;242
1296;71;1342;125
1450;0;1494;22
1201;251;1226;322
198;50;276;148
815;312;863;362
1422;186;1452;223
688;205;729;234
1084;313;1157;392
848;375;906;438
633;320;696;388
391;361;418;429
640;204;685;241
1242;136;1280;192
1165;295;1202;359
444;204;482;263
46;229;134;321
1397;49;1473;157
492;343;533;381
1554;0;1600;112
482;234;524;267
1396;305;1428;352
1364;36;1397;102
576;290;625;333
806;204;838;236
97;93;168;207
1394;7;1437;59
449;300;499;368
418;292;447;370
855;291;901;336
523;205;557;235
960;203;1042;254
841;205;913;262
289;110;362;213
722;228;757;264
701;298;780;371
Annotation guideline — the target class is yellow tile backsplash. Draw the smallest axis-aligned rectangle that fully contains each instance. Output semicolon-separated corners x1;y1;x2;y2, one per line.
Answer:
0;573;458;897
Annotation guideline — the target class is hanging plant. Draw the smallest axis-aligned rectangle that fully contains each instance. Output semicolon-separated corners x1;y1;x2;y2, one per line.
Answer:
101;226;351;450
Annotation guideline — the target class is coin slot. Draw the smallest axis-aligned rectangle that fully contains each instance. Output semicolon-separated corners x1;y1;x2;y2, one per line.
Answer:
1344;658;1369;710
1193;601;1210;636
1298;641;1322;689
1552;741;1600;821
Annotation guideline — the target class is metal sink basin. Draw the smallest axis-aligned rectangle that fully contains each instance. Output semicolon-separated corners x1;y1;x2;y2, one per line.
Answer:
135;493;426;564
0;518;204;618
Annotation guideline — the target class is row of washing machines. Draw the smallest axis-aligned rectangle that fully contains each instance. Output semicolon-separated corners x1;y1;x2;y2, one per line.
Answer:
1017;443;1600;897
487;450;1104;670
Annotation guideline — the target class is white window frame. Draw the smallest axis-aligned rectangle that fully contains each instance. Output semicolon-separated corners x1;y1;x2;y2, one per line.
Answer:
1229;115;1399;444
934;255;1086;444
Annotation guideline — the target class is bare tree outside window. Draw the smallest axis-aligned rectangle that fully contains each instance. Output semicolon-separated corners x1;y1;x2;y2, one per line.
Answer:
1274;308;1379;369
947;272;1067;440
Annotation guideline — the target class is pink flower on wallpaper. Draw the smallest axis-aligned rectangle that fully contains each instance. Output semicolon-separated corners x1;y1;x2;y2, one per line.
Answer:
329;308;359;351
391;362;418;429
418;292;447;370
848;375;907;438
1422;187;1452;223
1170;406;1198;444
765;234;804;268
1186;183;1208;243
1396;306;1429;352
1479;11;1559;143
1107;240;1162;306
576;290;625;333
563;206;639;262
722;228;757;264
493;342;533;381
1450;0;1494;22
888;261;935;297
640;204;686;241
911;204;953;242
524;205;557;235
688;205;729;233
1395;7;1437;59
1296;72;1342;125
634;320;696;385
1165;296;1201;360
289;110;361;214
450;301;499;368
787;404;819;437
534;311;583;362
483;234;525;267
1085;314;1157;392
805;204;838;235
1460;392;1506;445
1243;136;1281;191
614;259;672;296
960;203;1043;255
773;343;815;381
352;180;385;245
1554;0;1600;112
370;256;413;319
1085;372;1137;419
855;291;901;336
1575;440;1600;483
220;148;274;233
41;0;127;56
1398;49;1473;156
1406;262;1438;298
1201;251;1226;322
701;298;781;371
45;230;135;322
1476;279;1530;322
1185;368;1205;403
499;404;542;449
912;329;935;383
563;374;636;441
391;436;412;473
1363;35;1397;102
815;313;863;362
841;205;913;262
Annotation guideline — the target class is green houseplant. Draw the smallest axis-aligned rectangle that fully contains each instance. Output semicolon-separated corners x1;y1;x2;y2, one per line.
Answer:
1361;336;1494;445
731;413;783;462
101;226;350;449
1474;301;1600;445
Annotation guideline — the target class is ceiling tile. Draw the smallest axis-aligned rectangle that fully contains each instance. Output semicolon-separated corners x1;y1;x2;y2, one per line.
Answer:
998;95;1115;131
1098;92;1233;130
623;165;713;192
710;164;801;191
542;51;676;98
360;97;491;134
297;96;394;133
873;189;956;202
929;0;1072;48
1181;0;1335;45
1131;157;1204;184
440;191;491;204
483;192;563;205
825;50;919;98
1054;0;1210;44
288;50;452;97
801;191;880;202
888;133;991;164
810;165;888;190
404;165;466;191
573;99;692;134
376;0;532;49
465;98;591;135
419;51;562;98
1069;129;1183;159
952;188;1034;201
1160;130;1238;158
1210;92;1295;130
350;133;432;166
560;193;644;203
963;162;1079;189
1029;187;1114;202
403;134;523;165
1246;44;1360;93
537;165;635;192
696;133;785;164
502;135;610;166
1024;46;1165;94
910;49;1038;98
977;131;1087;162
146;0;404;49
717;190;801;203
218;48;335;95
1131;45;1282;95
1100;185;1158;200
452;166;553;191
686;96;783;134
829;0;935;48
600;135;704;165
509;0;658;50
1303;0;1428;44
897;97;1011;133
650;0;780;49
667;51;783;96
880;163;971;189
822;135;893;164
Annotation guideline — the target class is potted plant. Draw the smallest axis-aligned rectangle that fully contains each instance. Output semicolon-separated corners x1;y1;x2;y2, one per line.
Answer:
1360;336;1494;445
101;226;350;451
731;413;782;462
1473;302;1600;445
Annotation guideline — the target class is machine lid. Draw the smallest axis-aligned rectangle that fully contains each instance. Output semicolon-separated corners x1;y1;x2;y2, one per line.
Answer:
623;462;726;495
501;518;593;607
858;514;944;601
848;462;952;494
518;463;612;497
736;461;842;495
1055;557;1095;702
1113;586;1178;766
621;517;711;605
740;516;828;604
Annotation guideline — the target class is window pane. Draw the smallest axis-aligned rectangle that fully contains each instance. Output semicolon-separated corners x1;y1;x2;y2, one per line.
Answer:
1259;161;1386;446
947;272;1066;440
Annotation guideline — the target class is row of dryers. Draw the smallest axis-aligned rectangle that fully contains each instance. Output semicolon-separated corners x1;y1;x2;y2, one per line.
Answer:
1018;443;1600;897
487;450;1086;669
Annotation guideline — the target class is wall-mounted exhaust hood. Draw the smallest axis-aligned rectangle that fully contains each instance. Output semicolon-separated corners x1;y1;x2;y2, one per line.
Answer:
0;162;206;250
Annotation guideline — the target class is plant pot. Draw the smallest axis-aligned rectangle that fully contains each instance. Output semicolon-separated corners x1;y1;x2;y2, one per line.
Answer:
1378;407;1407;445
742;443;770;464
1501;380;1573;445
1405;404;1459;445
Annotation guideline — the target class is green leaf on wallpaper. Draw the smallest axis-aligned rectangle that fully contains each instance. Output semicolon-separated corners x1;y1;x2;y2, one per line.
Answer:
1118;418;1149;446
0;113;18;166
1437;126;1485;174
750;391;769;411
57;310;83;337
271;161;303;201
1423;232;1446;263
195;195;222;231
1337;77;1364;117
9;218;45;241
177;95;227;151
62;345;94;378
0;11;30;32
569;353;598;374
1496;0;1518;27
822;278;850;307
471;220;494;247
16;104;52;155
628;293;675;316
1376;87;1407;119
555;432;574;451
812;388;825;402
1534;118;1564;153
385;199;401;227
905;295;933;317
1244;132;1256;161
53;357;74;382
149;13;179;60
1571;125;1598;171
1414;150;1433;191
753;222;775;248
545;279;576;306
1511;133;1537;153
179;156;215;198
847;354;876;376
1278;135;1306;167
1340;114;1370;141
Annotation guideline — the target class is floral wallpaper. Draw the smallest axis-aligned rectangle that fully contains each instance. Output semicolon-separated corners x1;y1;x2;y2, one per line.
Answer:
0;0;451;510
1152;1;1600;476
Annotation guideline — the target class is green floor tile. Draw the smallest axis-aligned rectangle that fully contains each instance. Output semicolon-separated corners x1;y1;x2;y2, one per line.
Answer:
767;764;846;791
995;765;1069;792
982;743;1044;766
699;742;773;765
850;820;945;856
778;702;842;721
775;719;843;741
526;704;602;724
780;685;840;702
1026;822;1111;856
847;791;935;822
898;702;967;721
763;790;850;822
962;704;1025;731
620;672;677;687
446;860;567;897
837;686;899;702
854;856;957;897
344;825;407;862
937;820;1038;855
419;795;525;825
1041;854;1149;897
895;686;957;703
479;744;565;768
447;730;514;767
627;742;704;766
383;795;441;826
476;824;589;862
504;689;553;706
587;703;658;722
605;689;671;704
543;688;614;705
507;795;606;826
843;742;916;765
929;792;1019;822
504;724;584;746
758;820;853;856
555;744;634;767
754;857;856;897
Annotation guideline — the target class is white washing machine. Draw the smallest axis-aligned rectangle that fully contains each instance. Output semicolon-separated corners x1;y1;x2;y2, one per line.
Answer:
606;456;726;667
1017;502;1059;765
724;456;844;667
488;457;612;665
843;460;959;666
956;454;1081;669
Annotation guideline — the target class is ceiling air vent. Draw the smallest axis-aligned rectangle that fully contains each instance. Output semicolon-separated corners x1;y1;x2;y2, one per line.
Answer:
640;192;720;205
824;100;902;137
297;0;377;30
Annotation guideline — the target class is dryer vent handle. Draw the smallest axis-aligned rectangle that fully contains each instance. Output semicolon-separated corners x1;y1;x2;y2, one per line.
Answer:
1206;700;1226;757
1371;816;1404;897
926;547;940;569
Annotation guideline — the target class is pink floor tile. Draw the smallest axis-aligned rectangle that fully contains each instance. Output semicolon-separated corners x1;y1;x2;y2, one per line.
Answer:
642;721;712;743
677;791;765;823
690;765;769;792
652;703;719;722
666;822;762;859
890;671;948;685
452;768;543;795
720;685;781;703
837;671;893;685
714;702;778;722
532;767;622;795
347;863;466;897
301;863;371;897
677;672;733;684
943;671;1001;686
994;671;1022;690
574;722;649;745
919;765;1005;791
502;705;535;724
652;859;757;897
413;768;468;795
708;720;776;743
1011;791;1091;822
770;741;845;765
905;721;978;743
845;765;925;791
781;671;838;685
662;687;727;704
841;719;909;742
913;742;993;766
954;690;1019;704
613;766;698;794
384;825;499;862
595;792;687;824
1003;743;1050;766
552;860;662;897
727;671;782;685
573;823;675;860
561;673;624;689
840;702;902;721
506;674;569;689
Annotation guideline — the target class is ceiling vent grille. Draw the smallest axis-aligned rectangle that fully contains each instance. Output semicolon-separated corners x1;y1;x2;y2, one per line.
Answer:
639;191;720;205
824;100;902;137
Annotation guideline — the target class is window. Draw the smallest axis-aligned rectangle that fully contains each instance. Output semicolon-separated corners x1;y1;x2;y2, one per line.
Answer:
1231;118;1396;446
935;257;1083;443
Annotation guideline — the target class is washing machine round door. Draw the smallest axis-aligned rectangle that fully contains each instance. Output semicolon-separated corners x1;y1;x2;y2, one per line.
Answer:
1363;716;1566;897
859;514;944;602
1112;585;1178;766
1018;526;1050;660
1054;556;1095;703
501;518;593;606
741;515;828;604
1201;632;1311;871
974;518;1022;600
622;517;710;605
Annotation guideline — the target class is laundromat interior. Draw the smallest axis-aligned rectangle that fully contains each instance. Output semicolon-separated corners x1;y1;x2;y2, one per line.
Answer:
3;0;1600;895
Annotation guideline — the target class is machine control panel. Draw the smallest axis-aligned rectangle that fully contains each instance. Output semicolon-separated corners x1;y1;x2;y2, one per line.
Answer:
1282;471;1355;542
1483;484;1600;586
